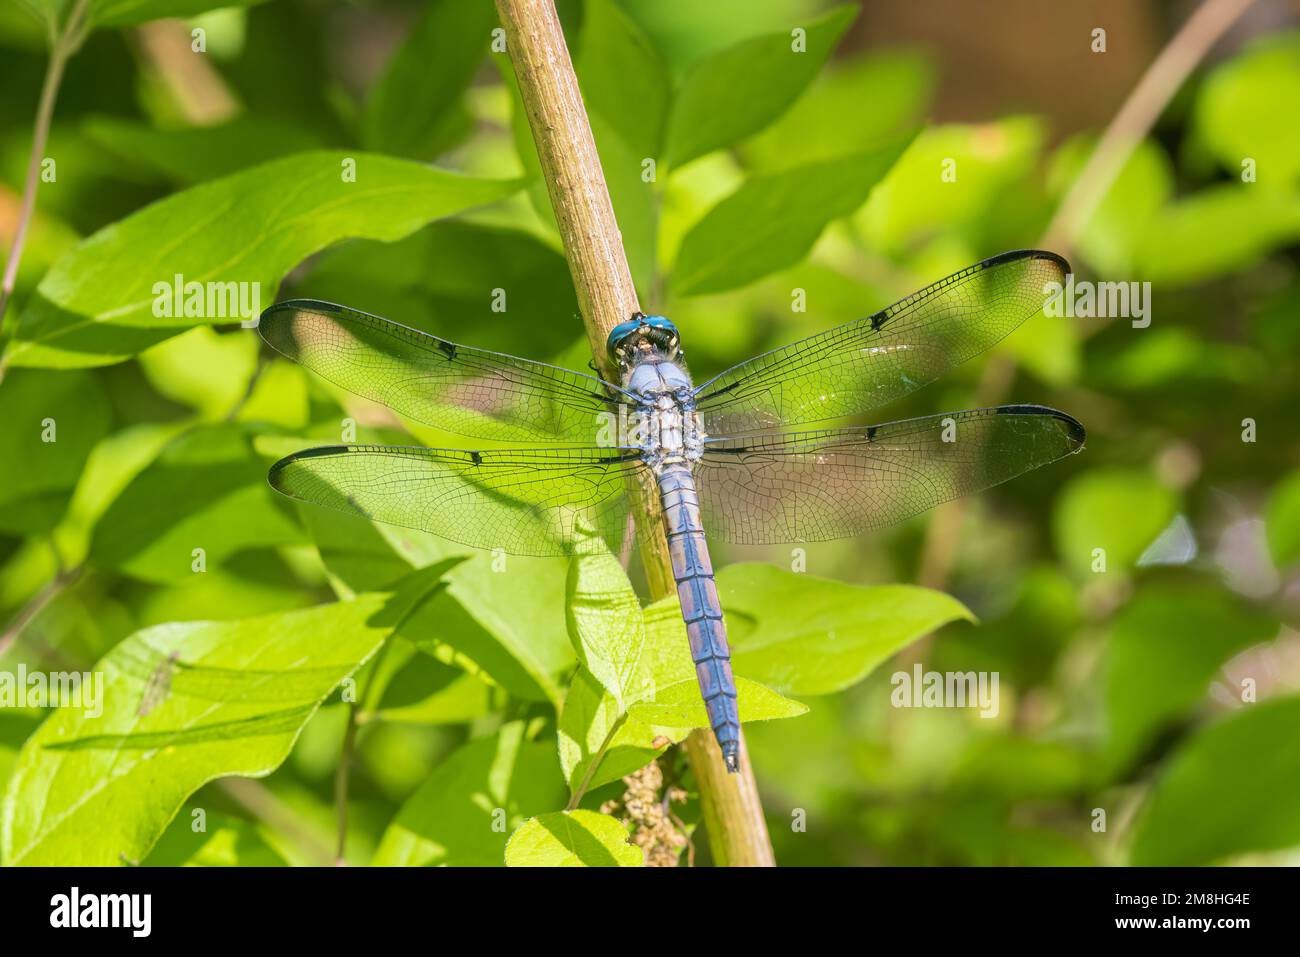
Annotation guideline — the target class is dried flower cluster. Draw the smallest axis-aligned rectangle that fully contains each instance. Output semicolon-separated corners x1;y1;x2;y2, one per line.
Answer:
601;759;690;867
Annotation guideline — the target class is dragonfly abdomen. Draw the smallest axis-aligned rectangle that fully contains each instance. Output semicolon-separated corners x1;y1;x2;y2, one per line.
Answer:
657;464;740;773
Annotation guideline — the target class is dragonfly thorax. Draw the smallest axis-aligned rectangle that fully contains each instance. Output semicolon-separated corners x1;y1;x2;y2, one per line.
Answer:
625;359;704;473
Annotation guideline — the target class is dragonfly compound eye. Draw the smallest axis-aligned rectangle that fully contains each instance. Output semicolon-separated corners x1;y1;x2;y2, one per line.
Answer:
607;313;679;362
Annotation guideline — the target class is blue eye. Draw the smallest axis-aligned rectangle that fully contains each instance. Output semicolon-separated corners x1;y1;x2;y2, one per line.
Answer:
606;313;678;360
606;319;644;357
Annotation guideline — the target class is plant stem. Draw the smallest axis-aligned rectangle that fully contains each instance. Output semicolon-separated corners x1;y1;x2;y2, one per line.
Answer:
1041;0;1257;256
566;713;627;811
0;0;93;334
917;0;1257;592
495;0;775;866
218;778;336;866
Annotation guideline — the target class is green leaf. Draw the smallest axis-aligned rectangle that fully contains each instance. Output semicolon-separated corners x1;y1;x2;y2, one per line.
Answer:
136;325;260;419
90;0;268;30
1048;135;1174;277
1194;33;1300;188
19;0;268;33
372;652;495;726
50;420;189;567
82;115;324;185
505;810;641;867
742;50;935;170
0;368;111;535
1130;696;1300;865
1052;469;1178;576
373;721;566;866
89;424;306;584
560;613;806;794
558;666;663;794
708;563;974;696
143;808;287;866
558;558;807;794
1;576;439;866
1104;587;1277;776
1134;185;1300;287
1266;471;1300;566
234;359;310;430
671;133;912;294
566;545;646;710
664;4;857;169
295;506;423;596
590;114;659;295
578;0;670;160
293;495;576;703
360;0;498;159
300;221;579;357
627;674;806;728
400;555;576;706
3;153;519;369
856;118;1045;254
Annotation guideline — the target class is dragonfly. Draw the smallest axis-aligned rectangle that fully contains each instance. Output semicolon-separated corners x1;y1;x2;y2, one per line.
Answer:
257;249;1085;773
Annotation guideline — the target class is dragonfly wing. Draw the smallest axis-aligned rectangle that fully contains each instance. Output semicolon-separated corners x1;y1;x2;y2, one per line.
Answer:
695;405;1084;545
693;250;1068;433
259;300;627;444
270;444;645;557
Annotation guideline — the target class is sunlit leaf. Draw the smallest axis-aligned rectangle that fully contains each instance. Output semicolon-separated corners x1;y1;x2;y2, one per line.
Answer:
373;721;565;866
1194;33;1300;188
1052;469;1178;576
664;4;856;169
856;118;1045;254
144;807;287;866
1266;471;1300;567
400;555;576;705
566;544;645;710
558;557;806;794
89;424;306;584
707;563;973;696
361;0;497;159
672;131;912;294
136;325;260;419
505;810;641;867
743;51;935;170
3;153;518;369
1135;186;1300;287
578;0;670;160
1;573;440;866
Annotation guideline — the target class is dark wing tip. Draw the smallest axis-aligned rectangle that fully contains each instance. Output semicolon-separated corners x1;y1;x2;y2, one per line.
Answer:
261;298;343;319
267;444;351;490
980;248;1072;277
995;403;1086;450
257;299;347;353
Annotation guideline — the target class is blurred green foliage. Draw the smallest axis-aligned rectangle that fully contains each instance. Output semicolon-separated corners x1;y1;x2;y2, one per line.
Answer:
0;0;1298;867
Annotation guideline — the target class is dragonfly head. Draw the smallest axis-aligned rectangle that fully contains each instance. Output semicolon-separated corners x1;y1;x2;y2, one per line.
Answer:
607;313;680;366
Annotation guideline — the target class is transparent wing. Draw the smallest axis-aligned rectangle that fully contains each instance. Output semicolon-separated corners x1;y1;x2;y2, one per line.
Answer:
695;405;1084;545
693;250;1068;434
258;300;629;444
269;444;645;557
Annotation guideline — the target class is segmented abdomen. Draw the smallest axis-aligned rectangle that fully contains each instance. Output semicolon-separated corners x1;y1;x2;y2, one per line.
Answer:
657;464;740;772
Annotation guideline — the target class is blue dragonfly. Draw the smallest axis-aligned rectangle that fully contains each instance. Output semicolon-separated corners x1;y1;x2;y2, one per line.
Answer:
258;249;1084;773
